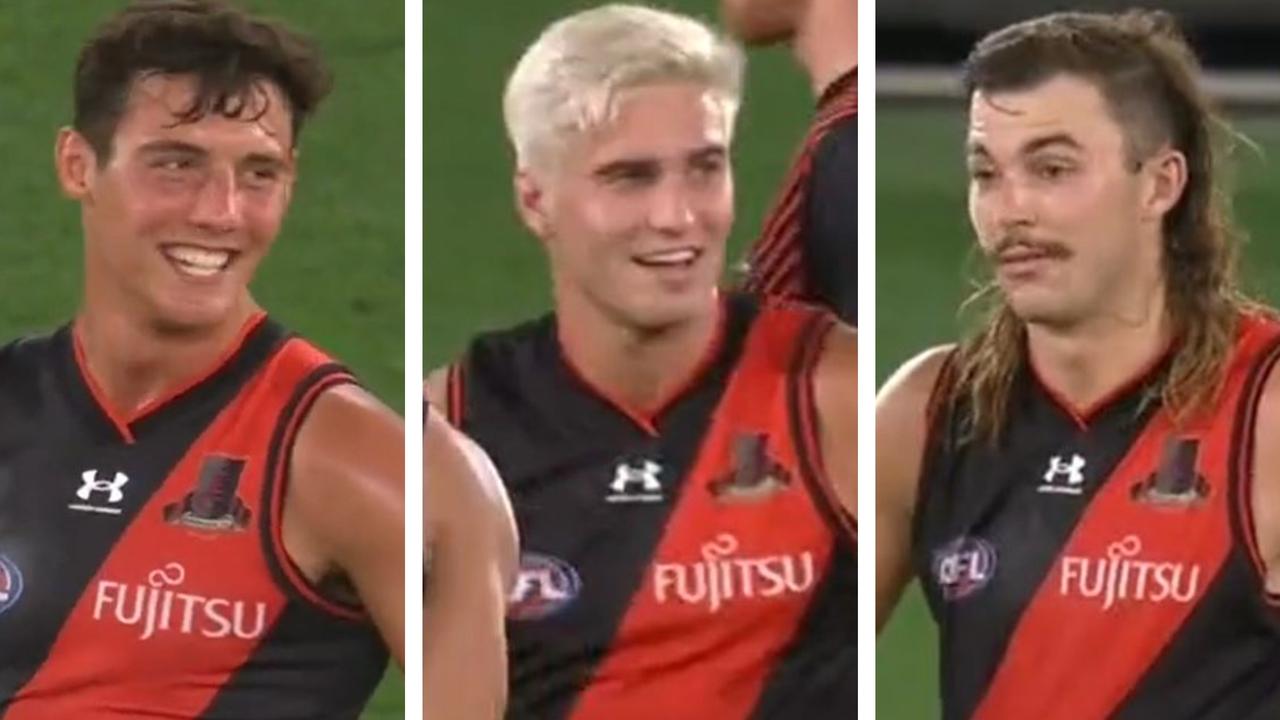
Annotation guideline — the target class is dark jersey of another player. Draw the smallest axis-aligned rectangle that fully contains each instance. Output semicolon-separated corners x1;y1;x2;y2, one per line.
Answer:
742;68;857;326
915;315;1280;720
446;293;856;720
0;314;387;719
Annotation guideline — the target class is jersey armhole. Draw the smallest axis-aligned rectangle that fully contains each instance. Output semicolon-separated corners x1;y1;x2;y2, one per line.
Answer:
910;349;959;550
787;311;856;547
259;363;367;621
1228;332;1280;616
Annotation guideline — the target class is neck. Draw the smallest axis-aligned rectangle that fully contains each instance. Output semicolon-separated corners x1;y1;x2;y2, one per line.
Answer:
1026;289;1171;412
793;0;857;98
556;291;722;418
74;297;261;418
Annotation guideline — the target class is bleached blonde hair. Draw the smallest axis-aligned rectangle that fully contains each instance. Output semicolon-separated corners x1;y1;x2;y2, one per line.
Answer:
503;3;745;172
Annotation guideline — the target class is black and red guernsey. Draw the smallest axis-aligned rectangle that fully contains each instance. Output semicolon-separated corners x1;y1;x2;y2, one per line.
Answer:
742;69;857;326
915;315;1280;720
446;293;856;719
0;313;387;719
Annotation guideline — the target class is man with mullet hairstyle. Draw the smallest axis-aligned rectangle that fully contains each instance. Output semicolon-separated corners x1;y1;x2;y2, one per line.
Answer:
0;2;403;717
878;11;1280;720
427;5;855;718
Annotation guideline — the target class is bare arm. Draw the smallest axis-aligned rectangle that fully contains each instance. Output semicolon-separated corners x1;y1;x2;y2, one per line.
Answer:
1248;360;1280;596
285;384;406;662
876;346;951;632
814;321;856;521
424;409;519;720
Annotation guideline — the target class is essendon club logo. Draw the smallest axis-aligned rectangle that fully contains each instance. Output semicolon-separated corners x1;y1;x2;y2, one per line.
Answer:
1130;438;1209;508
708;433;792;503
164;455;252;532
0;554;23;616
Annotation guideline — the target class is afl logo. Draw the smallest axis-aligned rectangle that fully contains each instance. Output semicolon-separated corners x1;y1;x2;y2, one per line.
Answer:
932;536;997;601
508;552;582;621
0;554;24;615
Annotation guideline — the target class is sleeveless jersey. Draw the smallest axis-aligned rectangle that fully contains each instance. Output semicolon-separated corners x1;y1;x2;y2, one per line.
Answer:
915;315;1280;720
742;69;857;325
448;294;856;720
0;314;388;719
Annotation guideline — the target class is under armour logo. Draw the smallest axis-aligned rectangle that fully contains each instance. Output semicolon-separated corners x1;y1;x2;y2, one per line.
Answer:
606;459;663;503
69;469;130;515
1039;454;1085;495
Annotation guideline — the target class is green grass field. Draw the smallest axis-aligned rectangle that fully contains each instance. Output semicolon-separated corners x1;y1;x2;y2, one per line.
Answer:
423;0;814;365
876;101;1280;718
0;2;404;716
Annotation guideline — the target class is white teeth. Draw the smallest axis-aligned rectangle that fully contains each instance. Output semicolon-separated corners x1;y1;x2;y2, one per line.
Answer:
163;245;232;277
637;249;698;266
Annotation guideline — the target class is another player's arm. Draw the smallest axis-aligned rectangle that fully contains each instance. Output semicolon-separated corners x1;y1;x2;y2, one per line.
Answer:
814;321;856;521
1246;358;1280;596
286;384;407;663
875;346;951;631
424;402;519;720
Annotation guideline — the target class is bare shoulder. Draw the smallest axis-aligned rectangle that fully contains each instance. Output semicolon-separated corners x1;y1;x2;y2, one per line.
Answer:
815;320;856;380
289;383;405;548
425;366;449;414
876;345;955;510
425;410;518;580
1249;353;1280;590
293;383;403;501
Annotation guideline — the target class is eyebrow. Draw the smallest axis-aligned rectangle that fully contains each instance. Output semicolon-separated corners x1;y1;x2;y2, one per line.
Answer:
137;140;206;156
967;132;1083;159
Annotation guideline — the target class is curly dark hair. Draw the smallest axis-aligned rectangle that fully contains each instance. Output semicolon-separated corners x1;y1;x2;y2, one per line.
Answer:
74;0;332;161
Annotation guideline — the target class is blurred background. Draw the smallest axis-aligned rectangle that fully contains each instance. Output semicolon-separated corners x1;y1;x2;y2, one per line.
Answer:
424;0;819;366
0;2;404;717
878;1;1280;717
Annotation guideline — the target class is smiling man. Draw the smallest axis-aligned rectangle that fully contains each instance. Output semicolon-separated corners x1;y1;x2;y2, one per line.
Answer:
0;2;403;718
426;5;855;718
877;11;1280;720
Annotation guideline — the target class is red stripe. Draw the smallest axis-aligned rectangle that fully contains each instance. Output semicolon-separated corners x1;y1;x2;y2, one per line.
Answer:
8;340;310;717
743;87;856;301
973;321;1272;719
1230;332;1280;609
795;316;854;542
568;304;836;719
446;363;463;427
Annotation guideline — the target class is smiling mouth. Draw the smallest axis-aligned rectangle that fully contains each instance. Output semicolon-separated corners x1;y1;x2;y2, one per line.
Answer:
160;244;238;278
632;247;702;268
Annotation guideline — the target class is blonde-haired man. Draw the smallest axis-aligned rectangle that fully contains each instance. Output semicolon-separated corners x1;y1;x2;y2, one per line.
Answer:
428;4;855;718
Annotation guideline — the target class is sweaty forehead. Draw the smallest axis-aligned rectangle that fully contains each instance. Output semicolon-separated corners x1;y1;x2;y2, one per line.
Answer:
117;73;293;151
967;75;1122;155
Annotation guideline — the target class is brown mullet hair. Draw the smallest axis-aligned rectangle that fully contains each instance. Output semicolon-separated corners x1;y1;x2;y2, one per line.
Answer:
951;9;1262;444
73;0;332;162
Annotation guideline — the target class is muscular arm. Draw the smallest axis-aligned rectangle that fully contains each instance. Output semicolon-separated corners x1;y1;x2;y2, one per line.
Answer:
285;384;406;662
876;347;951;631
425;404;519;720
1248;361;1280;596
814;321;856;522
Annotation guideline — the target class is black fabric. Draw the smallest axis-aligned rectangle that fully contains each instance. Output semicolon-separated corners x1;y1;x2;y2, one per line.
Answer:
805;113;856;327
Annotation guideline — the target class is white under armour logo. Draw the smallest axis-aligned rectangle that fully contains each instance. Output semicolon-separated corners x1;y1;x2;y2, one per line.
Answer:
607;460;663;503
69;469;130;515
1039;454;1086;495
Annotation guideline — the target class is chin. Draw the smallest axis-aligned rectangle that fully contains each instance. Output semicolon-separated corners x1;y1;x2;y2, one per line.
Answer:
150;295;239;336
622;295;712;333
